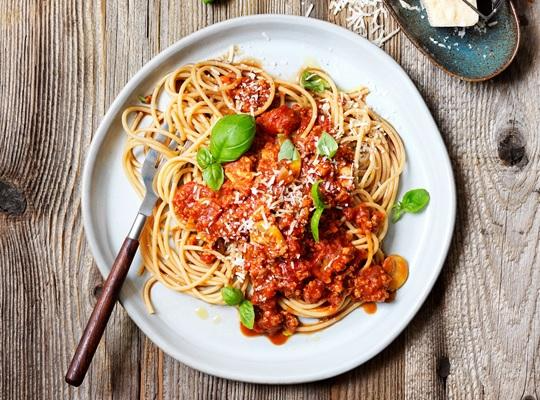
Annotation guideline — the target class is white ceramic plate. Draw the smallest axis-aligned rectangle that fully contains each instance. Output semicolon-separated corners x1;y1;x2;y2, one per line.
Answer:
82;15;456;384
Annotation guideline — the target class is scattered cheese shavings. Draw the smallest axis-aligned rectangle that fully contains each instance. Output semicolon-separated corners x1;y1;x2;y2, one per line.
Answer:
373;27;400;47
474;20;487;34
305;3;314;17
329;0;400;47
398;0;421;12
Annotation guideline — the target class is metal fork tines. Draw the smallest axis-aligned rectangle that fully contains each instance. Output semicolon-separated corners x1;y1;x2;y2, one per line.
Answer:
128;131;176;238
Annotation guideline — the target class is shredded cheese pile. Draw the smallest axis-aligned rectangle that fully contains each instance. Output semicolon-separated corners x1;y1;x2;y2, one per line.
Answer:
329;0;400;46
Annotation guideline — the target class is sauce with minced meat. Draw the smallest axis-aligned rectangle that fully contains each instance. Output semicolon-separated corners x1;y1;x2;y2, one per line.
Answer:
226;75;271;114
173;102;393;336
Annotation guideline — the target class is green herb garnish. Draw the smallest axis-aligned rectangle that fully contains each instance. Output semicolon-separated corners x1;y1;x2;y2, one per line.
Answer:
221;286;255;328
221;287;244;306
311;180;325;209
196;147;214;169
316;132;338;158
300;70;330;93
391;188;430;223
209;114;256;162
138;94;152;104
278;139;300;162
202;0;215;4
202;163;224;191
199;114;256;191
239;300;255;329
310;180;328;242
310;208;324;242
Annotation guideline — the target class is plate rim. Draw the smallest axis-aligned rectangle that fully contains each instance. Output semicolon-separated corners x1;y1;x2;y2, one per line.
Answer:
81;14;457;384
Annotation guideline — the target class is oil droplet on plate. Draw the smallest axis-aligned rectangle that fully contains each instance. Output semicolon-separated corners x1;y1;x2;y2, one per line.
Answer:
195;307;208;320
383;254;409;291
212;315;222;324
362;303;377;314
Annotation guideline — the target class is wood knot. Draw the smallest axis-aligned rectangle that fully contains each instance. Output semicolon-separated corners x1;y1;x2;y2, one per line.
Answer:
497;126;527;167
0;180;27;216
93;284;103;298
437;356;450;379
522;396;536;400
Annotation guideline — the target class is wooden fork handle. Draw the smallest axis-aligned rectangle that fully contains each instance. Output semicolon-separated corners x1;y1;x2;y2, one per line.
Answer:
65;237;139;387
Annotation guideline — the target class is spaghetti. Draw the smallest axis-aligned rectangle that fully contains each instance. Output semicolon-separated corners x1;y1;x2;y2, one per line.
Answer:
122;59;406;337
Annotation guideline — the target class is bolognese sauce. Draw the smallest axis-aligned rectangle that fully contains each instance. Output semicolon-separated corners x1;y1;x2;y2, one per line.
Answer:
121;61;412;345
173;103;396;337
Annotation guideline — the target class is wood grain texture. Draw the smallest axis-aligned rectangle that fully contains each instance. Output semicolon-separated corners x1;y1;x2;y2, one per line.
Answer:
66;237;140;387
0;0;539;399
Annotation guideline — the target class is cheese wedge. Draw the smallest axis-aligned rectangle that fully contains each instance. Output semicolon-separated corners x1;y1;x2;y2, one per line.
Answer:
422;0;479;27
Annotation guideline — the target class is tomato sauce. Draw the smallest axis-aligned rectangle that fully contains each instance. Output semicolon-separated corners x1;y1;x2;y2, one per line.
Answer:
256;105;301;135
385;291;397;303
362;303;377;314
173;103;397;338
228;75;271;113
240;323;289;345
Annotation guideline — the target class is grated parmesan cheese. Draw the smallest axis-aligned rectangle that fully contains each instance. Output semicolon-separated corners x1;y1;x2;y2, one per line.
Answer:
237;217;254;234
329;0;400;47
262;218;271;231
398;0;421;11
305;3;314;17
232;256;245;267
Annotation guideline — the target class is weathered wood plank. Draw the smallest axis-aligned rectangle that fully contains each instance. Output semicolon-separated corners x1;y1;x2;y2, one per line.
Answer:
0;1;141;399
1;0;539;399
401;1;540;399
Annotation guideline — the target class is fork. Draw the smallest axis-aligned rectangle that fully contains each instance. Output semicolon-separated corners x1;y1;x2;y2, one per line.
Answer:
65;131;171;387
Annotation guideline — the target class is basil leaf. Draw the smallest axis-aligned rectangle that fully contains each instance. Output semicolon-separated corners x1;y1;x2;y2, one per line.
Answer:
316;132;338;158
310;208;324;242
210;114;256;163
221;287;244;306
239;300;255;329
278;139;300;161
300;70;330;93
391;203;405;223
401;188;430;213
202;163;224;191
391;188;430;223
197;147;214;169
311;180;326;209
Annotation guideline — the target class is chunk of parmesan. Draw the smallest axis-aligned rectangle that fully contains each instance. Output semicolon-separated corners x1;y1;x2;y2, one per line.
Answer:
422;0;479;27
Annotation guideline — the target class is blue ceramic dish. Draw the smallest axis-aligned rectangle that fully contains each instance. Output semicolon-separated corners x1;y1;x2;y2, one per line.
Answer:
384;0;520;81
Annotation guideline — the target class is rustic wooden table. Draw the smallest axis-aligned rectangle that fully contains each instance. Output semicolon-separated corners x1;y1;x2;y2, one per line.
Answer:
1;1;539;399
